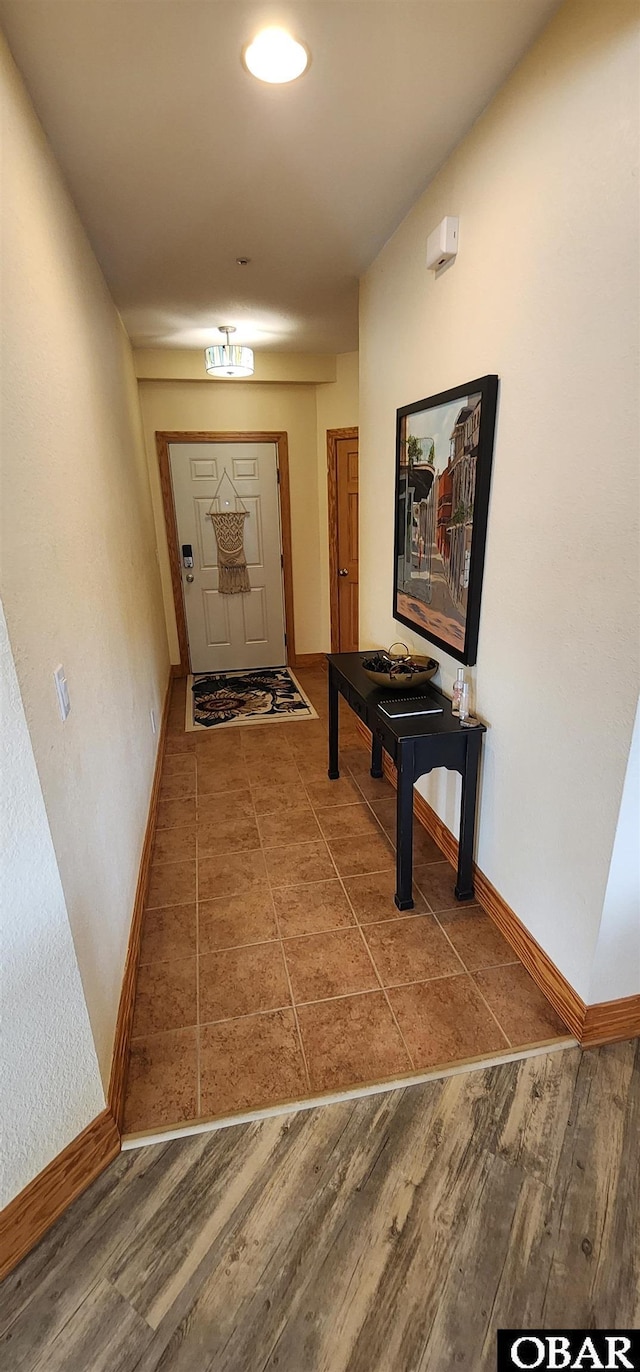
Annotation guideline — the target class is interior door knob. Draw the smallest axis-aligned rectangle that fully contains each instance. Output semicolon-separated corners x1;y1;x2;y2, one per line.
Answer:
185;572;194;583
338;568;348;577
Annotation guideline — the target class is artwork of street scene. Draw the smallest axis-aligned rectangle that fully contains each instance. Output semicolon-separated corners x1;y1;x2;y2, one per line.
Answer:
396;392;482;653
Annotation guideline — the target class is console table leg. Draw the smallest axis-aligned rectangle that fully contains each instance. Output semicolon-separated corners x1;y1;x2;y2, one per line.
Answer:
395;743;415;910
328;666;340;779
370;732;383;778
455;734;480;900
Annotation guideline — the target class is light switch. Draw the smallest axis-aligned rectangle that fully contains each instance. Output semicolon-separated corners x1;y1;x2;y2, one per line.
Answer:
53;665;70;721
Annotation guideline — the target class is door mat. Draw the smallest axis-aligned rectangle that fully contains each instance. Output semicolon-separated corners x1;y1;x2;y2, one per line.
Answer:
186;667;319;731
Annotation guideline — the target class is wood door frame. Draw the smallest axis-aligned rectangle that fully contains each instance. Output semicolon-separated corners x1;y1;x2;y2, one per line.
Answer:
156;430;296;676
326;427;359;653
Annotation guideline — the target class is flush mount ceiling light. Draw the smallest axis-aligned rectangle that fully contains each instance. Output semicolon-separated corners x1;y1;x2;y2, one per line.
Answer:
204;326;254;379
242;27;309;84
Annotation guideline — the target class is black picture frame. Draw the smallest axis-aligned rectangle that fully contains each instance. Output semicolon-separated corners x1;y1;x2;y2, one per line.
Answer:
393;374;498;665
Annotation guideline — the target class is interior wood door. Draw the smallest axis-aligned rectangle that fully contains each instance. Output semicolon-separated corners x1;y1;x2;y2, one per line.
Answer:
335;433;359;651
168;441;286;672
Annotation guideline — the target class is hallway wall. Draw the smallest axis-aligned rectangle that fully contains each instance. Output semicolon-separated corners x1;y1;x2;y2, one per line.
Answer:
0;602;105;1205
0;26;169;1130
359;0;639;1002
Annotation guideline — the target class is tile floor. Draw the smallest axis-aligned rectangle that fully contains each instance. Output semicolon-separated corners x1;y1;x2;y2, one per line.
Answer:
123;667;571;1135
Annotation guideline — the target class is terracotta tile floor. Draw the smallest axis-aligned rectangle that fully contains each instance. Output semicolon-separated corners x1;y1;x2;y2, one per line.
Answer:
123;668;572;1136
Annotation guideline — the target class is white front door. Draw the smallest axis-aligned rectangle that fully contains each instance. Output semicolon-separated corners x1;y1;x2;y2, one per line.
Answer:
169;441;286;672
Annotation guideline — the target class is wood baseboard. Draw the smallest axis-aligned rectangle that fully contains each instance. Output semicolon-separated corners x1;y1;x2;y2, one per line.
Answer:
582;994;640;1047
293;653;327;669
461;843;584;1039
354;719;638;1048
107;668;173;1128
0;1108;119;1282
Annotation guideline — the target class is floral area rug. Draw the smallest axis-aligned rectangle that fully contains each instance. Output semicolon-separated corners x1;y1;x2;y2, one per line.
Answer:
186;667;319;731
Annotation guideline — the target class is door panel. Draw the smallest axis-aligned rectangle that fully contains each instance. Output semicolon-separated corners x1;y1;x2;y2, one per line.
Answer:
194;498;219;568
336;434;359;652
242;587;269;644
202;590;232;648
232;456;258;479
191;457;218;479
169;441;286;672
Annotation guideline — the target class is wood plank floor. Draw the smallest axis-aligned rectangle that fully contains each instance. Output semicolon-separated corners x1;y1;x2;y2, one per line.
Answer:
2;1040;638;1371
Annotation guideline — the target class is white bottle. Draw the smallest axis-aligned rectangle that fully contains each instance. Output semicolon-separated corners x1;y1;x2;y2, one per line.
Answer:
452;667;465;715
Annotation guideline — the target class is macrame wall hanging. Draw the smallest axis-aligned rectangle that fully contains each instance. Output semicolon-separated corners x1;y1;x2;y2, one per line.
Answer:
209;472;251;595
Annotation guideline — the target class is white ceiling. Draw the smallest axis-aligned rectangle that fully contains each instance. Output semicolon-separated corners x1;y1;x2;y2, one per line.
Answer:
0;0;562;352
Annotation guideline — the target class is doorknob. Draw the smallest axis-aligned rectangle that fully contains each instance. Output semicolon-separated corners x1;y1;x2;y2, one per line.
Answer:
185;572;194;583
338;568;348;577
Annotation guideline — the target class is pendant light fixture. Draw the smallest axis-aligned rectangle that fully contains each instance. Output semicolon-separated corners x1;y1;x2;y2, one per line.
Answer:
205;326;254;379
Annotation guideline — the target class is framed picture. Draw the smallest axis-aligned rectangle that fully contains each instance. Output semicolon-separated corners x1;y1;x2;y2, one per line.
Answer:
393;374;499;665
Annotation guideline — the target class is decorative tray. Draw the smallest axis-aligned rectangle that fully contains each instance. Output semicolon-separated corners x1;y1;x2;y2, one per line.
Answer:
362;643;438;691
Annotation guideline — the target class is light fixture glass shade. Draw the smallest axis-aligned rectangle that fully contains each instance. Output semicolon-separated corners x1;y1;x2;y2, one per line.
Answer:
243;28;309;84
204;344;255;378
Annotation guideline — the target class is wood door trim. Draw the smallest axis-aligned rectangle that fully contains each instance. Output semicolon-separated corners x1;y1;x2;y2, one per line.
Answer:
327;427;358;654
156;431;296;674
275;433;297;669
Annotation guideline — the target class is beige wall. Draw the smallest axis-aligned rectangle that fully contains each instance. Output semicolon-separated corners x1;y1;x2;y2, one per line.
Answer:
316;352;360;648
359;0;639;1002
1;601;105;1205
0;30;169;1110
138;356;358;662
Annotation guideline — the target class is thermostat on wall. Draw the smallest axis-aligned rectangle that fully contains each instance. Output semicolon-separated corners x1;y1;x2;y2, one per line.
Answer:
426;216;459;271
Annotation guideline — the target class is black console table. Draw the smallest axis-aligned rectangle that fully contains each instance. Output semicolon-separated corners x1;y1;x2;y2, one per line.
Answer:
327;652;486;911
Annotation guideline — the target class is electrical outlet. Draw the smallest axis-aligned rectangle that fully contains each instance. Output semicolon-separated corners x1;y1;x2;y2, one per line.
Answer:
53;665;70;721
150;708;156;735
